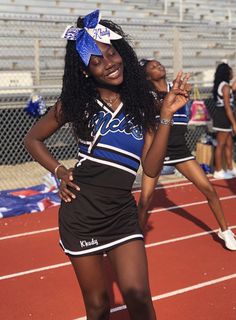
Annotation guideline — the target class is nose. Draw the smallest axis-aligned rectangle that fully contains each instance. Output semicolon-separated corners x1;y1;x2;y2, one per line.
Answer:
104;58;114;70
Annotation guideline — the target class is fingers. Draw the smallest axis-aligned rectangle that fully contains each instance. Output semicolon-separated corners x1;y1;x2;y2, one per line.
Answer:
59;187;75;202
180;72;191;90
58;180;80;202
172;72;191;91
172;88;189;98
172;71;183;89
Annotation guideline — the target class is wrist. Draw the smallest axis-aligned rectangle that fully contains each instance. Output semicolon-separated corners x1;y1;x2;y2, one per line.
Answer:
160;109;173;120
159;118;174;126
54;163;66;179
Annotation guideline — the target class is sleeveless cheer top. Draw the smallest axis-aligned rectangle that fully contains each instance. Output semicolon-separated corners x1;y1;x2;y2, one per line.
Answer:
73;100;144;190
216;81;234;108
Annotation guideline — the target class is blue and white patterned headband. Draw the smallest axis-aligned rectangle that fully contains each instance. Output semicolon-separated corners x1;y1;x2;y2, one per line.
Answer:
61;9;122;66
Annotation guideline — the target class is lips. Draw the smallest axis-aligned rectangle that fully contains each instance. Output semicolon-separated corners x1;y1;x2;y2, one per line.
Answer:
106;67;121;79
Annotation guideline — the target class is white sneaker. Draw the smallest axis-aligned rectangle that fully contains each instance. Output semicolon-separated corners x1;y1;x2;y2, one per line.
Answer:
227;168;236;177
218;229;236;250
213;169;233;179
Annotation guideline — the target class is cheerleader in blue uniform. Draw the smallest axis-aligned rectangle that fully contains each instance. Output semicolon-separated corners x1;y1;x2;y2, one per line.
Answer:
138;59;236;251
212;62;236;179
24;10;191;320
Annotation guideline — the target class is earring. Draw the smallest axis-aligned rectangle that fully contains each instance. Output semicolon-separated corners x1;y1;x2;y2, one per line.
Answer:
85;74;88;78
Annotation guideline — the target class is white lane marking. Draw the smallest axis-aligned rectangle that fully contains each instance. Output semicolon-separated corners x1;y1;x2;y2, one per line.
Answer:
1;195;236;241
1;226;235;281
149;195;236;213
74;273;236;319
145;226;236;248
0;227;59;240
132;176;221;194
0;262;71;280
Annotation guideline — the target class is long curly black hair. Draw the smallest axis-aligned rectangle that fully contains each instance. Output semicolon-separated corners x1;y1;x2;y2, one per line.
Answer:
59;17;157;140
212;63;231;101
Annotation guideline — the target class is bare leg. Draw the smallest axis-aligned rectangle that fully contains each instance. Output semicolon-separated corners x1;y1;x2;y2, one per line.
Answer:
70;255;110;320
138;173;159;231
176;160;228;231
108;240;156;320
214;131;229;171
225;133;233;170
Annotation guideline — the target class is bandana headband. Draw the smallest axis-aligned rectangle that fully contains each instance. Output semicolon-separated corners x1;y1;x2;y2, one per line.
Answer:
61;9;122;66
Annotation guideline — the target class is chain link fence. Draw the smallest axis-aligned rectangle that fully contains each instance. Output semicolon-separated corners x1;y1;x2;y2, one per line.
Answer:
1;0;236;191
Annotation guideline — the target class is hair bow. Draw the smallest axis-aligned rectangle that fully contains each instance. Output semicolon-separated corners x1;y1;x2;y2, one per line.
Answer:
61;9;122;66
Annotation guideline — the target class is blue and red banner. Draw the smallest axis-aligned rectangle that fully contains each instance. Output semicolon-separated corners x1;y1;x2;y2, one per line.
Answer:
0;181;60;218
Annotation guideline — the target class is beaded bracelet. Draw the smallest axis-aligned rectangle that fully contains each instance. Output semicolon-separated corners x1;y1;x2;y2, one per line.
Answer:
159;118;174;126
54;163;64;179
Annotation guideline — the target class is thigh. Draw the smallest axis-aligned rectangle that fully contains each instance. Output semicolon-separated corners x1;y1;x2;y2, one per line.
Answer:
107;240;151;293
176;160;211;191
217;131;229;146
70;254;108;300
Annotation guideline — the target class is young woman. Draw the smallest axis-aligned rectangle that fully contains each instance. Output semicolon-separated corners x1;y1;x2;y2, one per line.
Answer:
138;59;236;251
24;11;190;320
212;62;236;179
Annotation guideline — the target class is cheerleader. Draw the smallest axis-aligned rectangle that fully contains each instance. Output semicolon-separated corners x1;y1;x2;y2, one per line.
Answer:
138;59;236;251
24;10;190;320
212;63;236;179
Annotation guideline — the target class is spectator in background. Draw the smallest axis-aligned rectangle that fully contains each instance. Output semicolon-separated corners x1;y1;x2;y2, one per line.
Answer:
212;62;236;179
138;59;236;251
231;76;236;103
24;10;191;320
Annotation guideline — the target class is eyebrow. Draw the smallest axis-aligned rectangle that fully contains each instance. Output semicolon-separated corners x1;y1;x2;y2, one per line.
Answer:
103;44;114;54
90;45;115;60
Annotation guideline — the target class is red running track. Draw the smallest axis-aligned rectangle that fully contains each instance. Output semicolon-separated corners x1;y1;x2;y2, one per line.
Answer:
0;176;236;320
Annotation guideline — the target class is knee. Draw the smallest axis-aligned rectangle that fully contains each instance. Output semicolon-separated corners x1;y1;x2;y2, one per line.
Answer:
216;142;226;149
202;183;216;199
85;293;110;320
123;286;151;309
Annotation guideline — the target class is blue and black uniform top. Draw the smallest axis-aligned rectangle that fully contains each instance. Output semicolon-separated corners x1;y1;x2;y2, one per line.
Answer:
153;82;189;126
73;100;144;190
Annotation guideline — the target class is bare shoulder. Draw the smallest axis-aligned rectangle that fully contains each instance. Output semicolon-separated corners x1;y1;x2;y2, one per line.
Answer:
222;82;230;93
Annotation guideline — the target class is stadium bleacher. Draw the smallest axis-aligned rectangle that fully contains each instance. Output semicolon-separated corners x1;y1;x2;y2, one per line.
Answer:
0;0;236;85
1;0;236;190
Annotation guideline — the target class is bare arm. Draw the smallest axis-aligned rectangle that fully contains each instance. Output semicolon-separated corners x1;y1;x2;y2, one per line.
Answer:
142;72;190;177
222;84;236;130
24;101;65;174
24;101;80;196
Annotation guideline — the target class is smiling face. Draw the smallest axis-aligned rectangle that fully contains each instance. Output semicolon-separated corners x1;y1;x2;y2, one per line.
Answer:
88;42;124;87
145;60;166;81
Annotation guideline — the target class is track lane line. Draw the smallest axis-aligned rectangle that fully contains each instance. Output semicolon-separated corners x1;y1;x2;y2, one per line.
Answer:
0;262;70;280
0;227;59;240
1;195;236;241
74;273;236;319
145;225;235;247
149;194;236;213
132;176;233;193
1;225;235;281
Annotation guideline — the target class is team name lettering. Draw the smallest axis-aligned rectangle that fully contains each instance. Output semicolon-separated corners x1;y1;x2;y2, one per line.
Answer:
93;28;110;40
92;111;143;140
80;238;99;248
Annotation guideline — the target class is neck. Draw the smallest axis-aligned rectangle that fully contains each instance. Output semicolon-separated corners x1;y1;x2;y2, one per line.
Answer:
152;78;167;92
98;87;121;110
98;87;119;98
